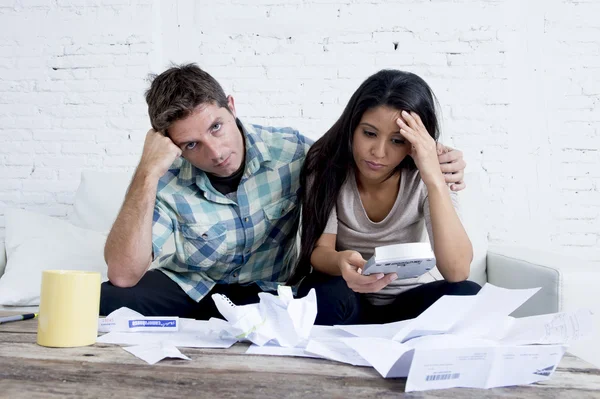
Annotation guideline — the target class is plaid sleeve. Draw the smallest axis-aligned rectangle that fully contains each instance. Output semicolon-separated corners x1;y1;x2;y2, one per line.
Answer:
296;131;314;155
151;199;173;260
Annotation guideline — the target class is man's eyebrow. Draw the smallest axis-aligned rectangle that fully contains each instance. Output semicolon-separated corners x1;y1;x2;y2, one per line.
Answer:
170;133;195;148
176;139;193;147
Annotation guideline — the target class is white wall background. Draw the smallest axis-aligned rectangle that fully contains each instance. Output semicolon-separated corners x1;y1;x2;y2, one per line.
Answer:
0;0;598;262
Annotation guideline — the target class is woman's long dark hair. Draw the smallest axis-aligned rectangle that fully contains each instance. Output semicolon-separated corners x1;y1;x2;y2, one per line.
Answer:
287;69;440;285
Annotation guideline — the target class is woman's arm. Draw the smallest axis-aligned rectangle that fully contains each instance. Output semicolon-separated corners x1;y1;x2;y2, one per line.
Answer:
426;182;473;282
310;233;343;276
396;111;473;283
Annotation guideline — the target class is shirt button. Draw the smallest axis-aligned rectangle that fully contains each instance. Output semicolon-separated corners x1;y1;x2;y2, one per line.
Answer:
244;217;249;222
201;233;208;239
233;272;238;278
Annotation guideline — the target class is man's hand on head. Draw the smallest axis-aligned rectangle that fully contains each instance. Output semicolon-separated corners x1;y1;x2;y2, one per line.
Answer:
436;142;466;192
138;129;182;180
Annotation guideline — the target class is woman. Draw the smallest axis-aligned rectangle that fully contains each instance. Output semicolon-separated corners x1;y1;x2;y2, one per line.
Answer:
291;69;481;325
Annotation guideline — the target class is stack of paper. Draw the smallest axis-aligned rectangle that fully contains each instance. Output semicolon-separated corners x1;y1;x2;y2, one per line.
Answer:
304;284;594;391
97;283;593;392
97;308;238;365
97;285;318;364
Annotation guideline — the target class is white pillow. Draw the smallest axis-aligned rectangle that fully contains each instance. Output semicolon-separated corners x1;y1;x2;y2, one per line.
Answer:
68;169;133;233
67;169;176;266
0;208;108;306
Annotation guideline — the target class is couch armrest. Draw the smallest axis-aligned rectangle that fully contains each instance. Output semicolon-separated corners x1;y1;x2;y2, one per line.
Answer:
486;245;599;318
0;242;6;278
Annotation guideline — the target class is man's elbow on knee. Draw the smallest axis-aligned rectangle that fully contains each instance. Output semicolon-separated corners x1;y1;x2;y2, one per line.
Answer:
107;268;141;288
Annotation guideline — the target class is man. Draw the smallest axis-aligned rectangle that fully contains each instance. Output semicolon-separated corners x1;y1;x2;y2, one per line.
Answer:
100;64;467;319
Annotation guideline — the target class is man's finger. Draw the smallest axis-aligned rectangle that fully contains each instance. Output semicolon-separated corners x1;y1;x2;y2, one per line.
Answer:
436;142;446;155
451;181;467;191
443;171;464;184
438;149;463;164
440;159;466;174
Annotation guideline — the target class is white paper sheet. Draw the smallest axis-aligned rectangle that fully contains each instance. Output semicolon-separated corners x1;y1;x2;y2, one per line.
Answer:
98;307;179;333
339;337;414;376
98;307;143;332
123;342;191;365
305;338;371;367
97;330;237;348
310;325;355;339
499;308;594;345
448;284;542;338
405;342;567;391
97;318;237;348
392;284;541;342
325;284;594;392
337;320;412;339
245;325;353;358
332;286;594;392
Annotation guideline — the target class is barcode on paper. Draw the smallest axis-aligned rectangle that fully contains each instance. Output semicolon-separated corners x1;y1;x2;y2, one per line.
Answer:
425;373;460;381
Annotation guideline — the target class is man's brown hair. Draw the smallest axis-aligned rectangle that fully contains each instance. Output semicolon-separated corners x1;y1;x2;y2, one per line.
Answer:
145;63;229;134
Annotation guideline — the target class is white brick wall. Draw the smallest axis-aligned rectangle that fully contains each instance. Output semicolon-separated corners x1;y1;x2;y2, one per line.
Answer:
0;0;598;262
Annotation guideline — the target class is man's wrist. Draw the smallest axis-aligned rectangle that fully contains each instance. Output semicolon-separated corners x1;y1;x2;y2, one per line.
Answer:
134;164;162;186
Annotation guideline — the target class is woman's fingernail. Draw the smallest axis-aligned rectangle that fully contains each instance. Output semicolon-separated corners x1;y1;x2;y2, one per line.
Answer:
391;274;398;281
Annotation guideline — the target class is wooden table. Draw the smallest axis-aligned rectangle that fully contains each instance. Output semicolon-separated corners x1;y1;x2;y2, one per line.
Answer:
1;312;599;398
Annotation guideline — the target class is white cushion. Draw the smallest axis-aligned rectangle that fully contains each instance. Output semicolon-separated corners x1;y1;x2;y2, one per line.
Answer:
68;169;175;266
457;171;489;286
68;170;134;233
0;208;108;306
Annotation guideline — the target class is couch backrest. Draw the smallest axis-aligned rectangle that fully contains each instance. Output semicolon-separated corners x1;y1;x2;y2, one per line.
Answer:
68;170;134;233
68;170;175;264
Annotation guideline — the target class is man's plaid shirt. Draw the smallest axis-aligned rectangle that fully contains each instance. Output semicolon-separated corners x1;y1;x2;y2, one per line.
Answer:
151;119;312;302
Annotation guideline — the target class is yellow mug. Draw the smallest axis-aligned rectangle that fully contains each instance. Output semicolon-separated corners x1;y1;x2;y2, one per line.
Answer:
37;270;101;347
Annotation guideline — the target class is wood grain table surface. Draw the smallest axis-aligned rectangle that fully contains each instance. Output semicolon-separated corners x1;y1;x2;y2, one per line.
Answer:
1;311;599;398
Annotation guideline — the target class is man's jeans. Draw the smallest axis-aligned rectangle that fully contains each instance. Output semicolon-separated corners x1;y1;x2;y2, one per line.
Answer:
100;270;263;318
